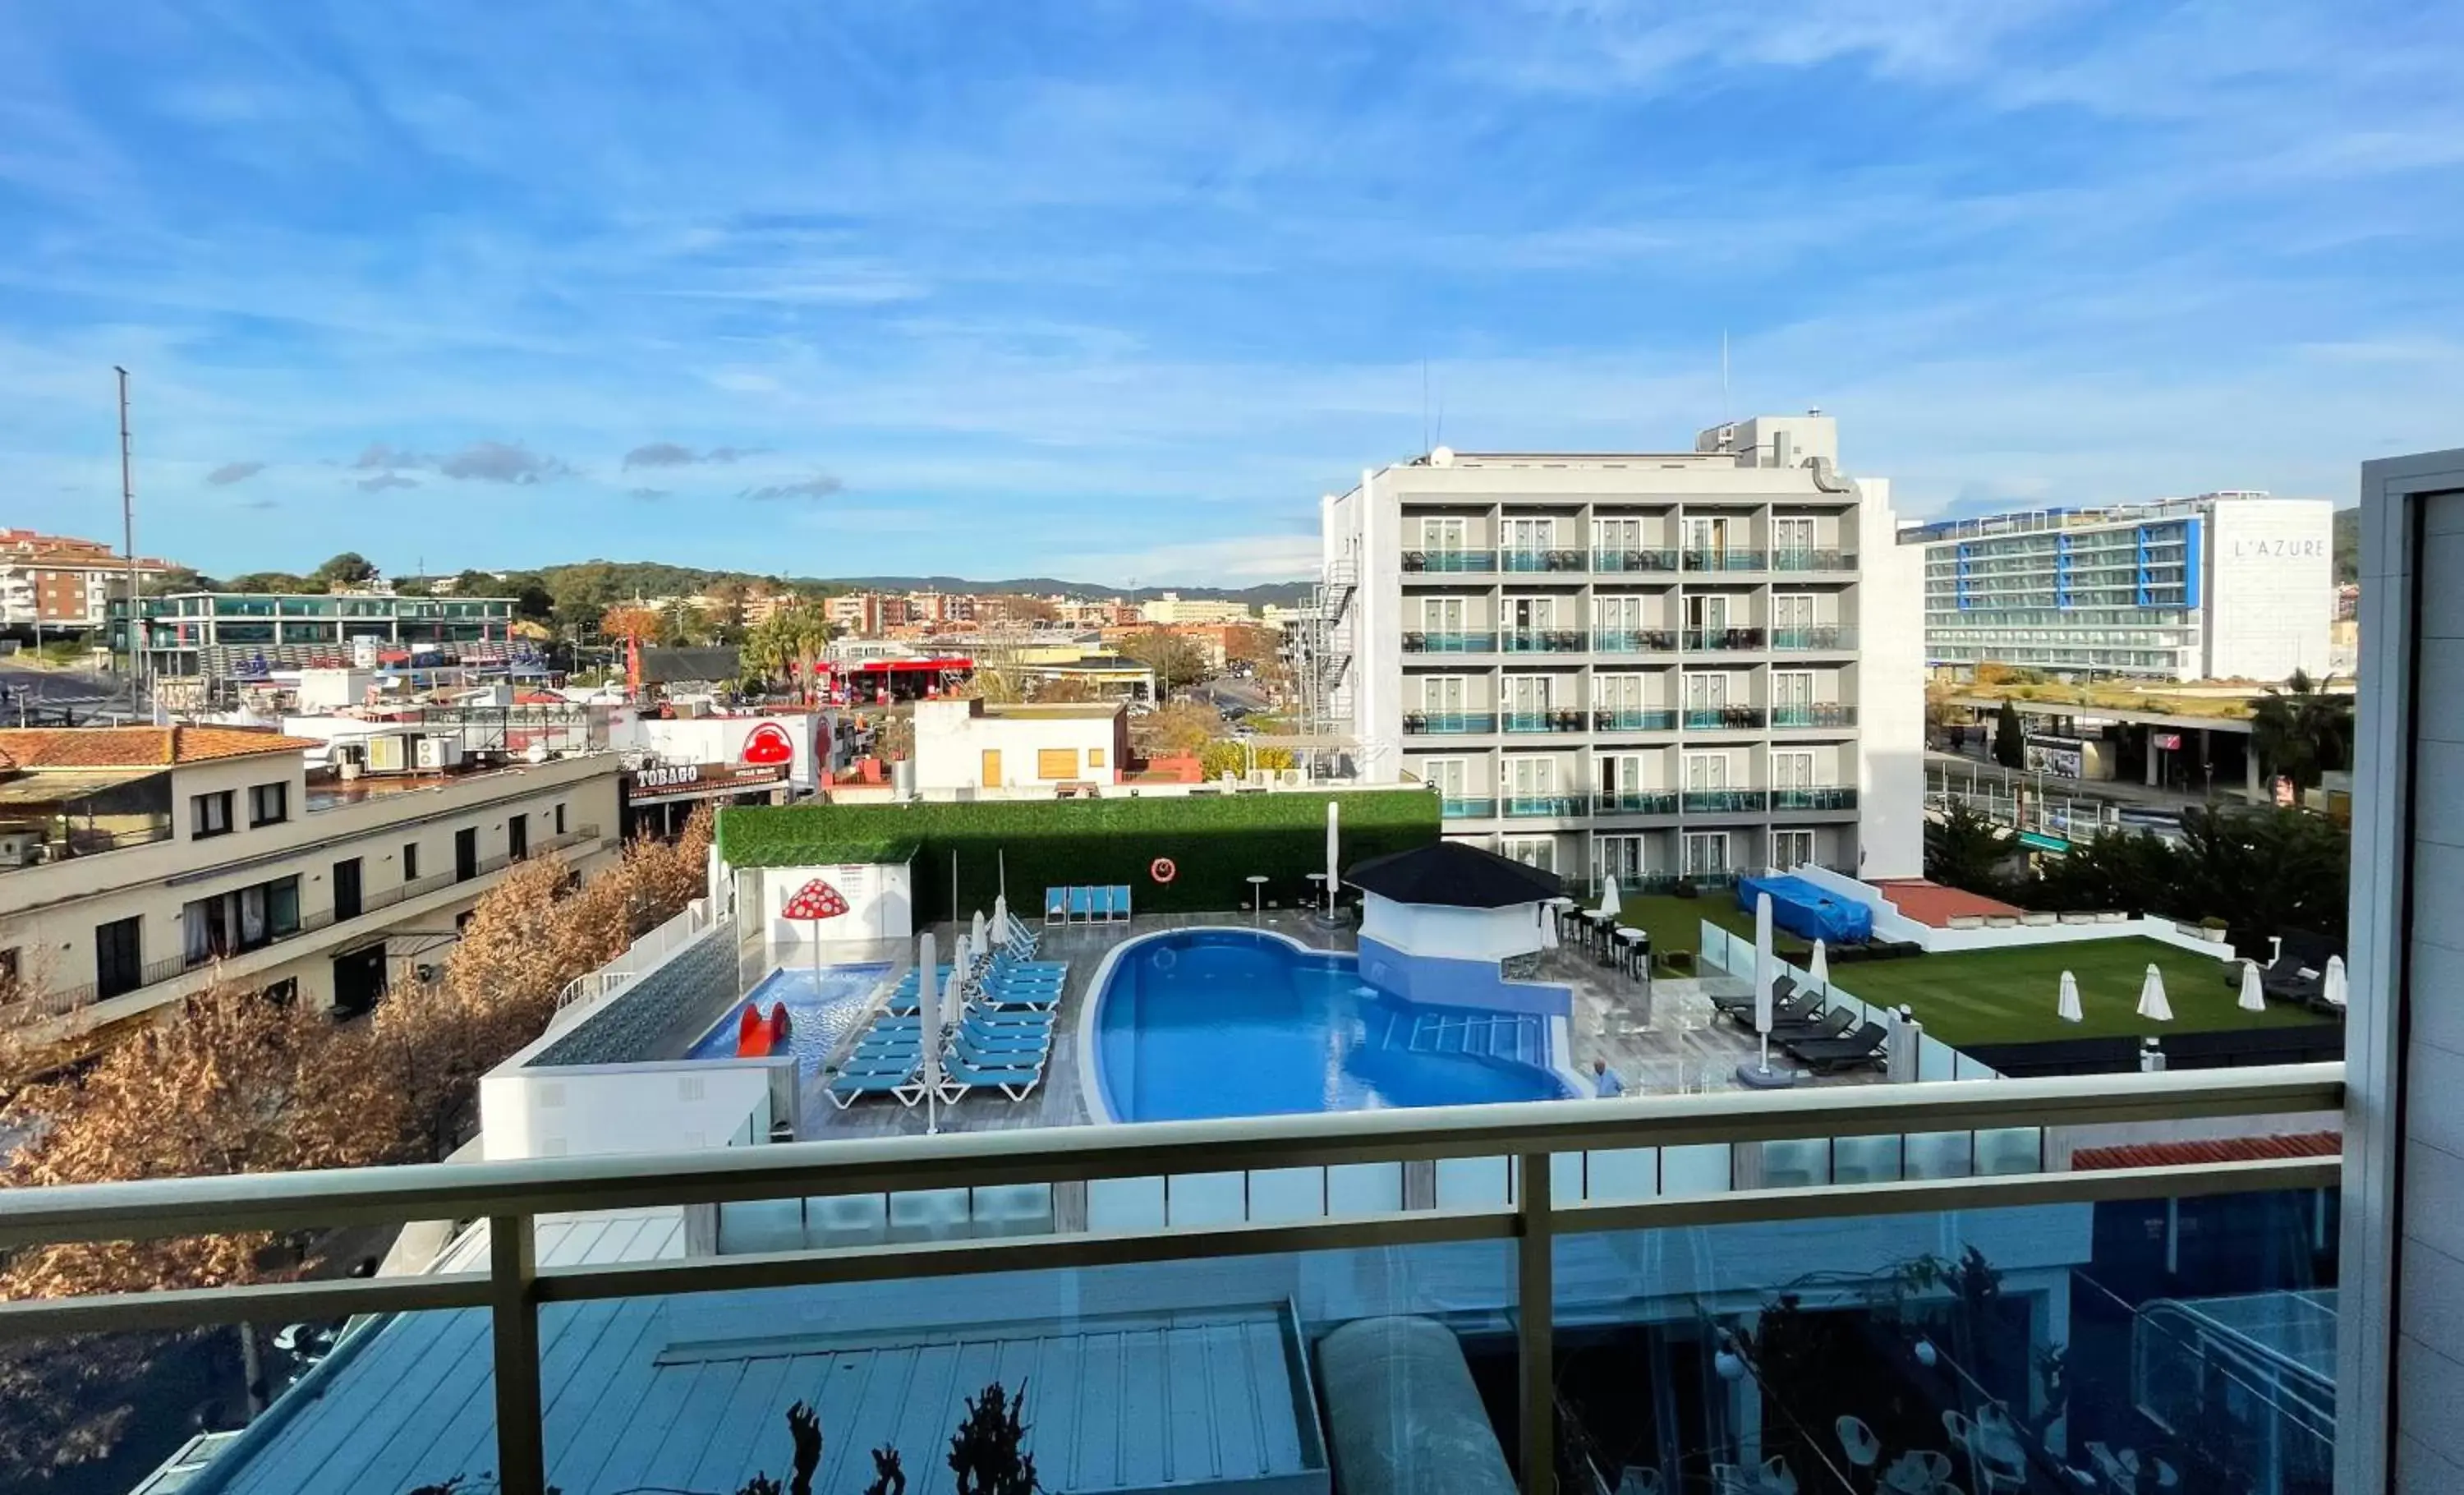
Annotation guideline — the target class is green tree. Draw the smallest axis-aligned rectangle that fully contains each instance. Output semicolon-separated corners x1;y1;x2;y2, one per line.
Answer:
1923;802;2012;895
313;551;378;588
742;604;833;701
2248;669;2350;793
1116;628;1209;694
1991;698;2025;768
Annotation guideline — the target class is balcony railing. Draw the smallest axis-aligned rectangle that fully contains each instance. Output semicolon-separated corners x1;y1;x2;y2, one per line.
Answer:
1771;626;1855;651
1402;549;1497;573
1681;548;1768;572
0;820;177;872
1500;548;1589;573
1772;547;1857;572
1503;710;1589;734
1404;711;1499;735
1402;631;1499;654
1592;628;1678;653
1593;790;1679;815
0;1068;2343;1495
1592;547;1680;573
1503;628;1589;653
1772;787;1859;811
1439;795;1496;818
2;825;607;1024
1682;706;1767;729
1592;708;1678;731
1503;794;1586;817
1681;788;1770;813
1771;703;1857;728
1681;627;1767;651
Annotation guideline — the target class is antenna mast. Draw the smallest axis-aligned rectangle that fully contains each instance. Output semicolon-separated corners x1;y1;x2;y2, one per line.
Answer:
1720;329;1731;425
115;366;142;704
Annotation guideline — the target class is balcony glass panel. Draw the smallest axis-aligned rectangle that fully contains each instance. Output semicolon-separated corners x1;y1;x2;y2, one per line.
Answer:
1593;708;1678;731
1402;631;1500;654
1401;549;1496;573
1503;628;1590;653
1593;628;1678;654
1682;548;1769;571
1682;627;1767;651
1771;546;1856;571
1592;547;1680;573
1404;711;1498;734
1593;790;1679;814
1771;626;1857;651
1440;795;1496;818
1683;706;1768;729
1503;711;1589;734
1504;794;1585;817
1500;548;1588;573
1681;788;1770;812
1770;703;1856;728
1771;787;1858;810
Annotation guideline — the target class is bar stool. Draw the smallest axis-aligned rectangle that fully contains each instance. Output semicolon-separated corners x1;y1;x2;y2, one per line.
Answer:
1615;927;1648;980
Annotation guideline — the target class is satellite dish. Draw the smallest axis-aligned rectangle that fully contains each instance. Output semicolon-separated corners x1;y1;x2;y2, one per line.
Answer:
1430;445;1456;467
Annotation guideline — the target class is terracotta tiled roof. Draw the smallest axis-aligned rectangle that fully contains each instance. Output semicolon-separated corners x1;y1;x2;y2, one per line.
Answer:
1869;877;2025;926
2070;1131;2340;1171
0;726;321;769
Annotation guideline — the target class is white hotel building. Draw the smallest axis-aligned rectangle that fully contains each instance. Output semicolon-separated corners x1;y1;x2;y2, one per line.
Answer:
1905;490;2336;682
1322;413;1924;888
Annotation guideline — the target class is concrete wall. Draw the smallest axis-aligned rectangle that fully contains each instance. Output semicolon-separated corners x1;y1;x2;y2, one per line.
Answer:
1790;866;2239;959
528;918;741;1068
2204;497;2335;681
1357;895;1549;964
1854;476;1927;881
480;1059;776;1160
1356;935;1571;1018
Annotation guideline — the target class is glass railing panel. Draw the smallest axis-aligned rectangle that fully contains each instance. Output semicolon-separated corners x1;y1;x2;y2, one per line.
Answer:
1327;1162;1404;1215
1832;1134;1905;1184
1583;1148;1661;1202
1903;1132;1976;1180
1593;548;1680;573
1167;1171;1249;1226
1437;1155;1513;1208
1440;797;1496;819
1662;1143;1735;1195
1247;1167;1329;1222
1402;549;1497;573
1919;1036;1962;1083
1759;1138;1832;1189
1087;1175;1167;1230
1974;1129;2046;1175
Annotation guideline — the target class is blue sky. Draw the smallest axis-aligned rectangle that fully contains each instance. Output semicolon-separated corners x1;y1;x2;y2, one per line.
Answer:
2;2;2459;586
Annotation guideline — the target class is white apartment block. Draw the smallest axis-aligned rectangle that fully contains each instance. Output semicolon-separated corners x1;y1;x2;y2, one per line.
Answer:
1138;592;1255;626
0;726;623;1046
1322;414;1924;888
1905;490;2335;681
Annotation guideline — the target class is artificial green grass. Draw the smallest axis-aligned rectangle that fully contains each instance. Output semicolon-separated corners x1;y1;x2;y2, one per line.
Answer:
1613;894;2332;1047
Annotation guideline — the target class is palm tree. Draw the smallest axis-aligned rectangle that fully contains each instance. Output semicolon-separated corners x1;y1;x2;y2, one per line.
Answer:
2248;669;2349;793
742;603;834;702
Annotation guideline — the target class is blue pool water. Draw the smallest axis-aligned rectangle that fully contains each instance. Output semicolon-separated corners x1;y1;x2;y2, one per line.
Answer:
1093;929;1571;1123
687;963;890;1074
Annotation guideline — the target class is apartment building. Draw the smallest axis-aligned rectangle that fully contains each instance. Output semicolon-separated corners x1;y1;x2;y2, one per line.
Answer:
0;726;620;1043
0;528;182;632
823;591;915;635
117;590;520;681
1322;413;1924;886
1138;591;1255;625
1905;490;2335;681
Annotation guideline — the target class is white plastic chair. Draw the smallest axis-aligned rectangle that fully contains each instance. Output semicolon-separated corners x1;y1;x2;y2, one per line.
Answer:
1836;1415;1882;1471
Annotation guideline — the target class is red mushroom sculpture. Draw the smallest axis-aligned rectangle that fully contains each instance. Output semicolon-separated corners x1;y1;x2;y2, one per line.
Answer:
782;877;849;978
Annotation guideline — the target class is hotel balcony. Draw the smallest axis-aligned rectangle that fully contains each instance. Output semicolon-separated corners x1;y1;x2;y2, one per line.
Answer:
1402;630;1500;654
1503;628;1590;653
1680;788;1770;812
1401;549;1496;574
1681;626;1767;651
1502;710;1590;734
1591;547;1681;573
1499;547;1590;573
1772;546;1857;572
1403;711;1499;736
1593;708;1679;731
1682;706;1768;729
1502;794;1587;817
1593;789;1679;815
1438;794;1496;818
1771;703;1857;728
1771;625;1856;651
1681;547;1768;572
1771;786;1859;811
1592;628;1680;654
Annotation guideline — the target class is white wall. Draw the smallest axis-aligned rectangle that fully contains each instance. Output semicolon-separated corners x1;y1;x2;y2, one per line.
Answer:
761;861;912;945
1358;894;1547;962
2204;498;2335;681
479;1061;775;1160
910;701;1120;792
1855;476;1927;880
1790;865;2238;959
623;713;830;791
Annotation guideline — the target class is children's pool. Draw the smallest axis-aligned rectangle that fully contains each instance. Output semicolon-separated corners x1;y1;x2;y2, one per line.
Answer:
687;963;890;1074
1091;929;1570;1123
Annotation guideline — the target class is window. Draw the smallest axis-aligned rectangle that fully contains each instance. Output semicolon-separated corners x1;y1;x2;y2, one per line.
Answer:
1594;834;1647;882
333;858;362;922
191;790;233;839
553;803;568;836
402;840;421;881
1037;748;1079;780
1500;835;1556;872
0;946;16;988
180;876;302;966
247;781;288;826
455;826;480;881
1087;748;1106;770
507;813;529;861
94;917;143;1000
1771;830;1817;870
1683;831;1732;876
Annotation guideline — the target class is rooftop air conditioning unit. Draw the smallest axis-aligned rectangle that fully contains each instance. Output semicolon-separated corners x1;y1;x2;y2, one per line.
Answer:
416;737;465;771
0;830;44;867
365;734;411;775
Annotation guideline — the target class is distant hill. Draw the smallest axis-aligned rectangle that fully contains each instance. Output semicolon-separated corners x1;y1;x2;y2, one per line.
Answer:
821;575;1312;606
2333;506;2358;585
402;560;1312;611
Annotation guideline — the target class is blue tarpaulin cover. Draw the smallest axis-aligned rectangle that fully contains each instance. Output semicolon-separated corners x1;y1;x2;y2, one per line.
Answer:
1736;873;1874;944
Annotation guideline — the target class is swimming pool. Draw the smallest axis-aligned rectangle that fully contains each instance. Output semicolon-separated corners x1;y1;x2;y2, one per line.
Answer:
687;963;890;1074
1090;929;1572;1123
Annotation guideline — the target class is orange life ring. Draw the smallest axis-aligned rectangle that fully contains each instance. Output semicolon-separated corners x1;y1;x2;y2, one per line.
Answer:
1150;857;1178;884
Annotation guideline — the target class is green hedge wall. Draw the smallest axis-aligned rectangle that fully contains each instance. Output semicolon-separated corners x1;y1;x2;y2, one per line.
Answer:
717;790;1441;918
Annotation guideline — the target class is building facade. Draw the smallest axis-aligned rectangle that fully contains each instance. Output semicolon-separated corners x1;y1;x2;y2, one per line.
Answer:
0;529;181;632
117;591;519;680
1138;592;1255;626
1905;491;2335;681
0;727;621;1047
910;698;1129;794
1322;414;1925;887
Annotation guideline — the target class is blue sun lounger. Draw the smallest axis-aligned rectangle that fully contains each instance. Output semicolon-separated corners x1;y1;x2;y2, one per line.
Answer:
826;1059;925;1108
938;1055;1046;1104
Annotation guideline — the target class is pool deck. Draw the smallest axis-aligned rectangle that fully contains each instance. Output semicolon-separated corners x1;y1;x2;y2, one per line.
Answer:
782;912;1875;1139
